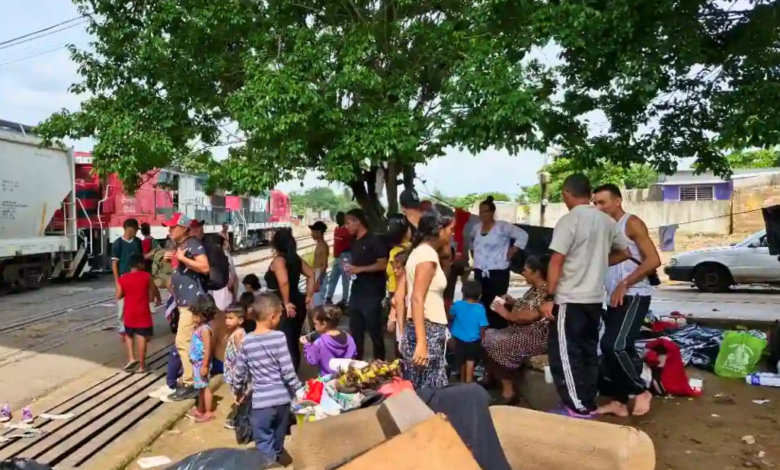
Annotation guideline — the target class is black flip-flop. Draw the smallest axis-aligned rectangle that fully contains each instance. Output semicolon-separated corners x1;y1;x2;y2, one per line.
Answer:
123;360;139;372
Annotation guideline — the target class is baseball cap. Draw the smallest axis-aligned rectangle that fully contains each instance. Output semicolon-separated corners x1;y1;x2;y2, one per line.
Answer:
309;221;328;233
163;212;195;228
399;188;422;209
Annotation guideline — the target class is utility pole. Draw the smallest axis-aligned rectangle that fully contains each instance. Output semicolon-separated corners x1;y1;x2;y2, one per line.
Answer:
539;147;559;227
540;171;551;227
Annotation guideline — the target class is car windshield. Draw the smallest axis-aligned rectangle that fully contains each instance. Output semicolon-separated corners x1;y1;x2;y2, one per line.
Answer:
734;230;766;247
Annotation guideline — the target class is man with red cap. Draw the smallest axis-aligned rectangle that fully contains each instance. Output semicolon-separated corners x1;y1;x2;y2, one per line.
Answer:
162;212;210;401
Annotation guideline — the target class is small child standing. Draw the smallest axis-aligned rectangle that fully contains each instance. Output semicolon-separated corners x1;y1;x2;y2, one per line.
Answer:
238;292;257;330
233;293;303;463
301;306;357;376
449;280;489;383
116;253;161;373
223;303;248;429
189;296;218;423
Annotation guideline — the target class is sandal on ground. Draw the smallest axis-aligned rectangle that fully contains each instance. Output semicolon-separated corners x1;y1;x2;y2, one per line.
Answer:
195;414;215;423
186;408;203;419
122;360;139;372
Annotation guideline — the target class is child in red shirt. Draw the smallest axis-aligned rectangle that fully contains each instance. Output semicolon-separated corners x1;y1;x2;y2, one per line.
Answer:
117;253;162;373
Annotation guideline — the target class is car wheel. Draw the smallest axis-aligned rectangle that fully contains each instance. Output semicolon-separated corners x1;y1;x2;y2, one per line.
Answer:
693;264;732;293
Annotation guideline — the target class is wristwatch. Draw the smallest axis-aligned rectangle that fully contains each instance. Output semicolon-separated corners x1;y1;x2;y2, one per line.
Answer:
544;293;555;302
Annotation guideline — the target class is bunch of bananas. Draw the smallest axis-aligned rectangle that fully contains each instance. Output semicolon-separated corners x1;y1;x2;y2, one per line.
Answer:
335;359;402;393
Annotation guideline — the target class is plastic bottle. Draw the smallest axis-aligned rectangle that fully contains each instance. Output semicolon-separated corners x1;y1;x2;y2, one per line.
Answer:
745;372;780;387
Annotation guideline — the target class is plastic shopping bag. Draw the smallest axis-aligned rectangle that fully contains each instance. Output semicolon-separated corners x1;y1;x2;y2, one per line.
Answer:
714;329;768;378
165;448;280;470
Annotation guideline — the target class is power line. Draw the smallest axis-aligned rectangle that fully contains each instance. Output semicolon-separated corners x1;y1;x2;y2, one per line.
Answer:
0;17;83;47
0;45;67;68
0;20;88;51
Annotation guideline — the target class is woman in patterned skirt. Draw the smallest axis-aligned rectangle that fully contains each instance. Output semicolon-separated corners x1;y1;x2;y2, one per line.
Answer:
397;207;455;390
482;255;550;405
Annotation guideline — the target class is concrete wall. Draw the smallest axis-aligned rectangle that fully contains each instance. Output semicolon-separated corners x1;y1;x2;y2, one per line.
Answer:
623;187;662;202
732;185;780;233
524;200;732;234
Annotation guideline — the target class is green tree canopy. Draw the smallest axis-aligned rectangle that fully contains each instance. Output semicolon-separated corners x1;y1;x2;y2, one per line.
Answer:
450;192;511;209
35;0;780;225
290;187;355;216
538;0;780;177
520;159;657;203
37;0;563;227
727;148;780;169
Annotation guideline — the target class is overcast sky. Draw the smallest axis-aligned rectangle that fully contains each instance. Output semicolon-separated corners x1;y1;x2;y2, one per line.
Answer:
1;1;698;199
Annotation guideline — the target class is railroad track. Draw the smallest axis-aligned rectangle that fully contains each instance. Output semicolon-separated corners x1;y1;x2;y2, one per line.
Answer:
0;295;116;337
0;236;323;368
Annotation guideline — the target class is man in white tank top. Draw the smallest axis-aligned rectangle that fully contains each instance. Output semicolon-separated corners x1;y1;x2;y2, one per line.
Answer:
593;184;662;417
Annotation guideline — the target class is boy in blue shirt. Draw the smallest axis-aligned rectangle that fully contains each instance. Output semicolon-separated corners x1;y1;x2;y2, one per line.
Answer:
450;280;489;383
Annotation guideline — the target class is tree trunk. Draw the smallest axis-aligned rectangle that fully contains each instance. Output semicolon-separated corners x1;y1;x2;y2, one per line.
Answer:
385;163;400;215
348;169;386;231
402;164;415;189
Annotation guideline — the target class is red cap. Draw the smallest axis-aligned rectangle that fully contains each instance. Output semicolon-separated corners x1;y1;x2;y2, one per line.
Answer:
163;212;195;228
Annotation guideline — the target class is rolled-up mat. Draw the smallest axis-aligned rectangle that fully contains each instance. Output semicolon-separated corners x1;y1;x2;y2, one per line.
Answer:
490;406;655;470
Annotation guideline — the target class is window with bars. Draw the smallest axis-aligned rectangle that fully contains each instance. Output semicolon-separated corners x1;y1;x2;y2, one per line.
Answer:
679;185;714;201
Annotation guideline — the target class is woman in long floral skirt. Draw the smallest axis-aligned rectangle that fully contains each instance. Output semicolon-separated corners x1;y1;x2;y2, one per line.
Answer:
395;207;455;390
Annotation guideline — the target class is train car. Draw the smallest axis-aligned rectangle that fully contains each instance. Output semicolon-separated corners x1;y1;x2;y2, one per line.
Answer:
49;152;292;274
0;120;79;290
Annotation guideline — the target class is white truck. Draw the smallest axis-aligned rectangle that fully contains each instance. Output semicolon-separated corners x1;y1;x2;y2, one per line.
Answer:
0;120;79;291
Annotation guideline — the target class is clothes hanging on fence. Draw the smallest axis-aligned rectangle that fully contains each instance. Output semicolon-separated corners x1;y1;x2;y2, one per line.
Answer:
658;224;678;252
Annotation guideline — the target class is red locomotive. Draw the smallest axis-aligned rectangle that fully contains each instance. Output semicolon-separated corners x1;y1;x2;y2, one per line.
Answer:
50;151;292;273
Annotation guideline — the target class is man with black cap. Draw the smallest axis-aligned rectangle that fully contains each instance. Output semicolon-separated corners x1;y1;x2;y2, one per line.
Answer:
309;221;329;307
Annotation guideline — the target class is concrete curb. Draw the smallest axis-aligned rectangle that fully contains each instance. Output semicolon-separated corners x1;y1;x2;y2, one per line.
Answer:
83;375;225;470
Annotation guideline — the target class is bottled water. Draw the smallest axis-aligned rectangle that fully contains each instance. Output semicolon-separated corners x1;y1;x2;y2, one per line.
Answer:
745;372;780;387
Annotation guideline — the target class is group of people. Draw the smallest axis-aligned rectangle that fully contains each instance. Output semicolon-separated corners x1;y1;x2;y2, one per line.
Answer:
110;212;361;462
107;173;662;462
385;179;661;421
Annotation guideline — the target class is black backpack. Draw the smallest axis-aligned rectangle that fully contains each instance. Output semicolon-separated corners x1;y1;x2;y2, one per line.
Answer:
203;242;230;291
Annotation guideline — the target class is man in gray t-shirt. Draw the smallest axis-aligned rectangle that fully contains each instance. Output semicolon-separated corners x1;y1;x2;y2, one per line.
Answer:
541;174;630;418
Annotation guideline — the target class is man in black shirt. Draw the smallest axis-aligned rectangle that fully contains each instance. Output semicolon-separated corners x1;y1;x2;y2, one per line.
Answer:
343;208;388;360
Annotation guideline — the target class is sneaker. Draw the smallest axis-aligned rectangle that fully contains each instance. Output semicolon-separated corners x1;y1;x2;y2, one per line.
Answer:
148;385;175;399
224;419;235;430
0;404;11;423
21;406;33;424
548;403;594;420
167;386;198;402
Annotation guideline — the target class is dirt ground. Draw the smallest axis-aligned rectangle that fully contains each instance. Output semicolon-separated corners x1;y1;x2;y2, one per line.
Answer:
127;362;780;470
129;232;778;469
605;370;780;470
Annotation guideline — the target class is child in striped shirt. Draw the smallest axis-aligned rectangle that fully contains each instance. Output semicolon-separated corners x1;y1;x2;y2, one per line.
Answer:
233;293;303;462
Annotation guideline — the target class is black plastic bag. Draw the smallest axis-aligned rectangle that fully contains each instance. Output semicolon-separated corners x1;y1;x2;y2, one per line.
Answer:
165;448;280;470
233;398;253;445
0;459;53;470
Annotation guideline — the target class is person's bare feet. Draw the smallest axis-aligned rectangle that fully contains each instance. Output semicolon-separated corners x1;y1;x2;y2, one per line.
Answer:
632;391;652;416
597;401;629;417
